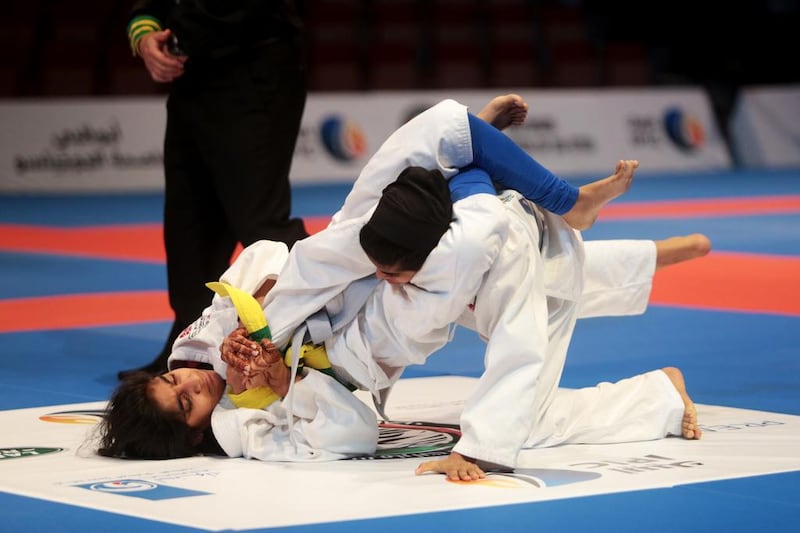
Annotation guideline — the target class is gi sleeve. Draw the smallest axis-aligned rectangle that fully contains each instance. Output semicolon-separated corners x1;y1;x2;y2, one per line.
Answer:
168;240;289;376
211;369;379;461
168;300;238;377
265;219;377;347
330;98;473;225
265;99;476;347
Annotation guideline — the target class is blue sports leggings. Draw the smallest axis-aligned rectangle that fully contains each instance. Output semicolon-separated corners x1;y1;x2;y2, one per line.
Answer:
460;113;579;214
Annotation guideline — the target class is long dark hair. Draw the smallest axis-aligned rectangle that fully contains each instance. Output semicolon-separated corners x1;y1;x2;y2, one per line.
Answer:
96;371;223;460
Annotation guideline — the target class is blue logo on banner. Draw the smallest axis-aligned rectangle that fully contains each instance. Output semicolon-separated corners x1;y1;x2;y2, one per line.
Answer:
663;107;705;151
74;479;210;500
319;116;366;161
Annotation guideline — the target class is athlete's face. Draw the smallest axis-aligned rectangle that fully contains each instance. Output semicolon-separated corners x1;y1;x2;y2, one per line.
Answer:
370;259;417;285
149;368;226;430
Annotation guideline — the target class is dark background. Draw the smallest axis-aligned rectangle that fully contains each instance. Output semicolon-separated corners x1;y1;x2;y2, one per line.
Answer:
3;0;799;139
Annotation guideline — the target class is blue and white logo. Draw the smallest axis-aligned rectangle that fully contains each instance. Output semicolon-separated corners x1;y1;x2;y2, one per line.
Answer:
663;107;705;151
74;479;210;500
319;116;366;161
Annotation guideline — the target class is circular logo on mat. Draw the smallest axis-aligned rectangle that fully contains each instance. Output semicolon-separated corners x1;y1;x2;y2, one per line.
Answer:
88;480;157;493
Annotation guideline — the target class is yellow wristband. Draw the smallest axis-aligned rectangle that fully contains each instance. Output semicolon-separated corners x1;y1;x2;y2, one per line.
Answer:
127;16;162;56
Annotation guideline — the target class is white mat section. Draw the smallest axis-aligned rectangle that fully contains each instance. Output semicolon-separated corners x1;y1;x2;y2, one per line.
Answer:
2;377;799;531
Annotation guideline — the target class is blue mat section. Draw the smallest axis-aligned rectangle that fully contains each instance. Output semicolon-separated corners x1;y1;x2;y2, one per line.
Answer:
0;193;165;226
565;308;799;414
0;252;166;299
585;213;800;256
0;183;354;226
0;323;169;409
570;168;800;201
3;491;206;533
1;169;799;532
2;169;797;226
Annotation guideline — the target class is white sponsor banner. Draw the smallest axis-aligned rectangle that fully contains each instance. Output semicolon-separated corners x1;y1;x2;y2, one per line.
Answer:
730;85;800;168
492;88;731;175
0;98;166;193
0;377;798;531
294;88;732;183
0;88;730;193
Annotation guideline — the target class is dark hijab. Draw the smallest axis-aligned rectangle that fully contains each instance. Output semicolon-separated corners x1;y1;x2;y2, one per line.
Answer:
363;166;453;257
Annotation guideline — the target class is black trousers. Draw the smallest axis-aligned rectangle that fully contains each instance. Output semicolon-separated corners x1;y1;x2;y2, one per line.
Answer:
157;37;308;362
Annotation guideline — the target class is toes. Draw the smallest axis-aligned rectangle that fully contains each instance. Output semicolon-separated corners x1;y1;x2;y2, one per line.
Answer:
682;411;701;440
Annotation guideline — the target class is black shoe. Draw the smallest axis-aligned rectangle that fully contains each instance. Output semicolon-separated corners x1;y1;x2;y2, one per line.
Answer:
117;356;168;380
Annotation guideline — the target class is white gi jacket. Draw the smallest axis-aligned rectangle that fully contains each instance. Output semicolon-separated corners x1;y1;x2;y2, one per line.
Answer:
264;98;681;468
264;99;475;347
211;369;379;462
167;241;379;461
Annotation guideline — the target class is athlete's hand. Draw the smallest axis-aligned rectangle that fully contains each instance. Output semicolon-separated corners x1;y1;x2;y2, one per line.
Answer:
245;339;292;397
220;327;259;372
415;452;486;481
225;363;248;395
221;330;291;394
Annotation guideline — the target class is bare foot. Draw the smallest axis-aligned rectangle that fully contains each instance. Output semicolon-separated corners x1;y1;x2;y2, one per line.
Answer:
562;159;638;230
661;366;702;440
655;234;712;270
476;94;528;130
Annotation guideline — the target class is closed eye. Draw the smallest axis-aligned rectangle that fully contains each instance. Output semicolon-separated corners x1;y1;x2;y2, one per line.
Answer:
158;374;190;420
